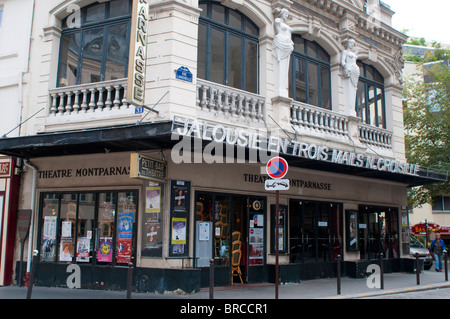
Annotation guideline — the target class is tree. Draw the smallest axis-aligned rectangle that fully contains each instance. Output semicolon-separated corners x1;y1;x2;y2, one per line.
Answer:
403;48;450;209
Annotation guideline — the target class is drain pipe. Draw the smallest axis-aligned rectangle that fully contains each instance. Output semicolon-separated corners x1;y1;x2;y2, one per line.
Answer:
23;159;38;284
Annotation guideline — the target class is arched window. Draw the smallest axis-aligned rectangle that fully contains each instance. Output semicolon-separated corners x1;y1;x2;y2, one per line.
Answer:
356;62;386;128
57;0;132;87
197;1;259;94
289;35;331;109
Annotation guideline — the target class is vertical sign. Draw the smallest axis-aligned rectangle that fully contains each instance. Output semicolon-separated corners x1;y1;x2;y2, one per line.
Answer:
127;0;149;106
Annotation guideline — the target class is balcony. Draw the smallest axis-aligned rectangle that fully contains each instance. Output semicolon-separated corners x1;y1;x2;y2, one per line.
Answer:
196;79;265;125
290;100;392;149
45;79;138;131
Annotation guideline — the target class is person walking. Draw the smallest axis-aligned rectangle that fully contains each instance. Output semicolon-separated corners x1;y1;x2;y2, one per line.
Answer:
430;232;446;272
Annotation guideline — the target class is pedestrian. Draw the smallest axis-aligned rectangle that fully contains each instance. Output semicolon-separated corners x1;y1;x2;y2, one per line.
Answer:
430;232;446;272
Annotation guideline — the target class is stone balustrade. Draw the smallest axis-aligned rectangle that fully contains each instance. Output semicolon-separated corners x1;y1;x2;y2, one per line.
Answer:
196;79;264;122
358;123;393;149
48;79;129;116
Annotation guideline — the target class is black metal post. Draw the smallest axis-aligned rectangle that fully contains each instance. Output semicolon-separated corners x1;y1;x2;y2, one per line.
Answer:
444;251;448;282
337;254;341;295
209;259;214;299
379;253;384;289
127;262;133;299
275;190;279;300
26;250;38;299
415;252;420;285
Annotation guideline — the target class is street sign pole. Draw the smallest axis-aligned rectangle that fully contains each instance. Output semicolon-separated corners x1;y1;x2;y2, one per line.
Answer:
275;189;279;299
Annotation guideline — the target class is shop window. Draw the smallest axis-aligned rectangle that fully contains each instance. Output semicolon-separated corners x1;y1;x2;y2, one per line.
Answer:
289;35;331;109
38;190;138;265
356;62;386;128
197;1;259;94
57;0;132;87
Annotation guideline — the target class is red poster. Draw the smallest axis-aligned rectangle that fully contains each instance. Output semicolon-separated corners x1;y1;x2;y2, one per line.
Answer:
117;238;132;264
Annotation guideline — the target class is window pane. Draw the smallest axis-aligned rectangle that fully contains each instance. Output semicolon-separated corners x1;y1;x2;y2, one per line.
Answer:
58;33;81;87
356;81;366;122
97;192;116;263
117;192;137;264
81;28;104;84
110;0;130;18
320;67;331;109
228;9;241;30
199;3;208;18
318;47;330;63
368;85;376;126
432;196;443;211
375;87;385;128
76;193;95;263
59;194;77;262
41;194;59;262
444;196;450;211
245;18;258;36
245;40;258;93
85;3;106;24
197;23;207;80
293;37;304;54
306;40;317;59
105;23;128;81
210;28;225;84
211;3;225;24
293;58;306;103
308;63;318;106
228;34;242;89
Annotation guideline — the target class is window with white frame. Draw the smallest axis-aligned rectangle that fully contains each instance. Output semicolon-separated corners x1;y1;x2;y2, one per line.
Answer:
432;196;450;213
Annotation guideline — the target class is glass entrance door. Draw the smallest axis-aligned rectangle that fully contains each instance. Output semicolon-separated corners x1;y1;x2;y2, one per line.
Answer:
194;192;266;285
289;200;343;265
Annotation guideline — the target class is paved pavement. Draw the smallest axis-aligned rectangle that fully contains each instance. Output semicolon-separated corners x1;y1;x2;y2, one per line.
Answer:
1;268;450;300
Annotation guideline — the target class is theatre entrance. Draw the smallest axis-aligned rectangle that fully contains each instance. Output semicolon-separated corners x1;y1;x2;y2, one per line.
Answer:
289;199;343;279
195;192;266;286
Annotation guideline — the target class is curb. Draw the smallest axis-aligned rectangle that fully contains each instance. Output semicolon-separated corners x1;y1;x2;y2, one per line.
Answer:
325;282;450;299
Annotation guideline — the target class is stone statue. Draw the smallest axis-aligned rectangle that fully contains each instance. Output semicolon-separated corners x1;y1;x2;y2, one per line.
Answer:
341;39;359;117
273;8;294;98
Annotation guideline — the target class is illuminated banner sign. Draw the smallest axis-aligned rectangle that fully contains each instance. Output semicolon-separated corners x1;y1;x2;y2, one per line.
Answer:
127;0;149;106
172;116;420;177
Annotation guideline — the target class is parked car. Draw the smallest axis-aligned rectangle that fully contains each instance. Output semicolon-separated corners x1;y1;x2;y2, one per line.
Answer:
409;235;433;270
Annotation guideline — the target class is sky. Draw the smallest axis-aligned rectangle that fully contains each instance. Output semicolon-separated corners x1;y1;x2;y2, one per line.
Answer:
381;0;450;45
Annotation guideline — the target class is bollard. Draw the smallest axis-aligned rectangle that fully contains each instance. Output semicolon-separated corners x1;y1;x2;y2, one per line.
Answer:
127;262;133;299
336;254;341;295
415;252;420;285
379;253;384;290
209;259;214;299
445;251;448;282
26;250;39;299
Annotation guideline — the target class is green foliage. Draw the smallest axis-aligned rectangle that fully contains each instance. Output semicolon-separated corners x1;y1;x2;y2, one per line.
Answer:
403;48;450;208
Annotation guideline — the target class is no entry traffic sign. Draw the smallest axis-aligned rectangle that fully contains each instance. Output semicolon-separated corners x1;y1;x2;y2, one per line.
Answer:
266;157;288;179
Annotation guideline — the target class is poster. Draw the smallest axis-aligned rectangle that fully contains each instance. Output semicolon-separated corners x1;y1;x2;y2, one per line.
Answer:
146;186;161;213
171;217;186;244
76;237;90;262
98;237;113;262
59;238;73;262
62;221;72;238
42;216;57;261
117;238;133;264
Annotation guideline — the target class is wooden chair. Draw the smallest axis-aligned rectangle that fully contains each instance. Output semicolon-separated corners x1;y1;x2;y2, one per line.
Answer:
231;241;243;285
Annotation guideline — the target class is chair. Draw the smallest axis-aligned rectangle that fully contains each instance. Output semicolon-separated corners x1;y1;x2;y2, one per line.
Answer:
231;242;243;285
232;231;241;242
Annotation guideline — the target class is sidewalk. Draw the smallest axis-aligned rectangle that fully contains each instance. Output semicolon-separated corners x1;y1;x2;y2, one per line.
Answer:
1;268;449;299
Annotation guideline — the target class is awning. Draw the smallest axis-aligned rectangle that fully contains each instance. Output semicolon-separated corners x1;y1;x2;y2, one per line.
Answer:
0;121;174;158
0;120;446;187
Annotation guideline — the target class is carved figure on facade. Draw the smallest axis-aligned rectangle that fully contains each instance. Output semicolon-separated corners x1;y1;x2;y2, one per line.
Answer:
341;39;360;117
273;8;294;98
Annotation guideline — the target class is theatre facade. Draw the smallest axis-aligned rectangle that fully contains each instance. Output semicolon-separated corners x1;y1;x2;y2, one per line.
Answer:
0;0;447;292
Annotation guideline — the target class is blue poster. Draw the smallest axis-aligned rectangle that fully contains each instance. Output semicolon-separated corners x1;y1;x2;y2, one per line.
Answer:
118;212;133;239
